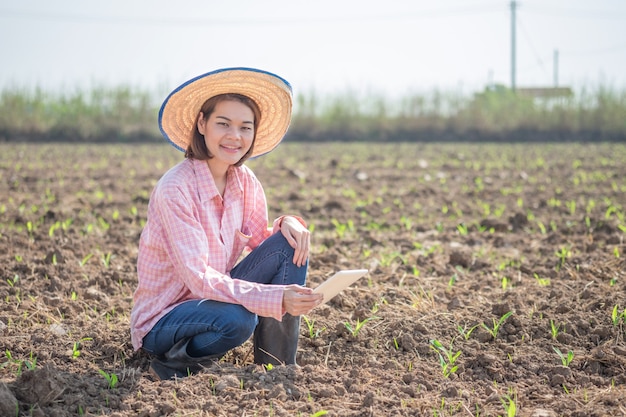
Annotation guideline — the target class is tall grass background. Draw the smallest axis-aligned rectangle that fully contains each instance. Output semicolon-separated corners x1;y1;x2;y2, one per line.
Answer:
1;83;625;143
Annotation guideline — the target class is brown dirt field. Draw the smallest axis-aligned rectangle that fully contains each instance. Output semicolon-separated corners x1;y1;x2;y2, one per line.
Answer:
1;142;625;417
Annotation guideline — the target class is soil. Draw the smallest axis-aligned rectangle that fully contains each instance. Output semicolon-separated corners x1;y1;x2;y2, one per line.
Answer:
1;142;625;417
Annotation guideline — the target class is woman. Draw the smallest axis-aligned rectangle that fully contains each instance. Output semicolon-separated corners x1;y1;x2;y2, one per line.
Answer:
130;68;323;380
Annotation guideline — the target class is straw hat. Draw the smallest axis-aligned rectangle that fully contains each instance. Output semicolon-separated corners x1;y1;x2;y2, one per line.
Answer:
158;67;293;158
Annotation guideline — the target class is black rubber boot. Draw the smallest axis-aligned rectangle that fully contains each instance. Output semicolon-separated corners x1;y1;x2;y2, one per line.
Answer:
149;338;219;380
253;313;300;366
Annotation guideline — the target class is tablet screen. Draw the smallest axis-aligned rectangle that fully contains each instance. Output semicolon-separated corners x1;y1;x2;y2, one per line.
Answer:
313;269;368;304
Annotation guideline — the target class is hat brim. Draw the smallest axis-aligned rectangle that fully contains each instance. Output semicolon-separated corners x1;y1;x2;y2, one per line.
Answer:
158;68;293;158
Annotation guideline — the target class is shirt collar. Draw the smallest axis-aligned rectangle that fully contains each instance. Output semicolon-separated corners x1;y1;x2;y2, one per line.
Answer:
192;159;244;203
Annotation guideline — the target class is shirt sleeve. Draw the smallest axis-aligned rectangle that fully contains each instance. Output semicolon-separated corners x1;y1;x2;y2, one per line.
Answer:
153;185;284;320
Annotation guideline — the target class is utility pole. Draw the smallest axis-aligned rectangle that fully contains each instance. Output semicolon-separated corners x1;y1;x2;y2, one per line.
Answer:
510;0;517;91
510;1;517;91
553;49;559;87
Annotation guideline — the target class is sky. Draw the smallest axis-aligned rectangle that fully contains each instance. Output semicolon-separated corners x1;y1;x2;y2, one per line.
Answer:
1;0;625;100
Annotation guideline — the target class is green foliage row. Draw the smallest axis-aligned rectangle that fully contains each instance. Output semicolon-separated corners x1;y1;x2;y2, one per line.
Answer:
1;83;625;143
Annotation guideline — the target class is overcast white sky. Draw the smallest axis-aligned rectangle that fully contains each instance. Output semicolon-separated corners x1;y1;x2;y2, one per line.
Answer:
1;0;625;99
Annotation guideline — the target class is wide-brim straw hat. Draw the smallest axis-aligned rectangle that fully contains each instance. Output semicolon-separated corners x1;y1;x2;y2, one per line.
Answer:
159;67;293;158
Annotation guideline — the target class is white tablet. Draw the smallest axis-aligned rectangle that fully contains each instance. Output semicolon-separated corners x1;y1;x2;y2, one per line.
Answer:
313;269;369;304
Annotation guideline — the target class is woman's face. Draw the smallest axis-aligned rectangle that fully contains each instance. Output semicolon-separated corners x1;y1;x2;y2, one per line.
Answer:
197;99;255;171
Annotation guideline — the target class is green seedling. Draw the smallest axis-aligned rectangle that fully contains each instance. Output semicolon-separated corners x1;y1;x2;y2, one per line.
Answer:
553;346;574;367
429;339;461;378
2;350;36;376
501;276;511;291
98;369;119;389
102;252;112;268
344;316;378;338
555;247;571;270
611;305;626;326
500;392;517;417
302;315;326;339
457;323;479;340
311;411;328;417
533;273;551;286
550;319;562;340
79;253;93;267
456;223;468;235
71;337;93;359
331;218;354;238
481;311;513;340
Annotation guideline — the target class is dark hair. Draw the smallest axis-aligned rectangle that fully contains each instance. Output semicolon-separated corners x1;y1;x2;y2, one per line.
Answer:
185;93;261;166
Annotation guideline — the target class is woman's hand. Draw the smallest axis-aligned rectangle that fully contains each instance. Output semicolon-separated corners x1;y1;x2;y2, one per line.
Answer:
279;216;310;267
282;285;323;316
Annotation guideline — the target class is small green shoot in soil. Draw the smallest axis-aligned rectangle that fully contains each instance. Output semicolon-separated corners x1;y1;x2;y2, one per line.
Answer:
553;346;574;367
344;316;378;338
429;339;461;378
99;369;119;389
79;253;94;267
611;305;626;326
555;247;571;270
302;315;326;338
500;390;517;417
550;319;562;339
310;410;328;417
102;252;112;268
2;350;37;376
481;312;513;340
533;273;551;286
457;323;479;340
71;337;93;359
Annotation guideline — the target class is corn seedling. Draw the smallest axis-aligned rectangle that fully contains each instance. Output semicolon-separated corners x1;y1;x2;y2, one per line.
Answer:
611;305;626;326
302;315;326;338
102;252;112;268
533;273;551;286
71;337;93;359
500;391;517;417
98;369;119;389
2;350;37;376
501;276;511;291
331;218;354;238
457;323;479;340
429;339;461;378
344;316;378;338
481;311;513;340
456;222;469;235
550;319;562;339
78;253;93;266
555;247;571;270
553;346;574;367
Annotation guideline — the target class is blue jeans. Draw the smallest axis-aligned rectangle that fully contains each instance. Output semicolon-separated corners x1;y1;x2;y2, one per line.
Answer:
142;233;307;358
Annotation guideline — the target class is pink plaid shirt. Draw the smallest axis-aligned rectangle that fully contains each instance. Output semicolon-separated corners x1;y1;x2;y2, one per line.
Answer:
130;158;289;350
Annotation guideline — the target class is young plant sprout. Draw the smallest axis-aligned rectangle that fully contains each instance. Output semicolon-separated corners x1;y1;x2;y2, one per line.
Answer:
481;312;513;340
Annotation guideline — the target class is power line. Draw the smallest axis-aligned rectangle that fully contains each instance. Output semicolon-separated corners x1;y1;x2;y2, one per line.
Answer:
516;13;551;80
560;43;626;56
521;6;626;20
0;4;507;27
